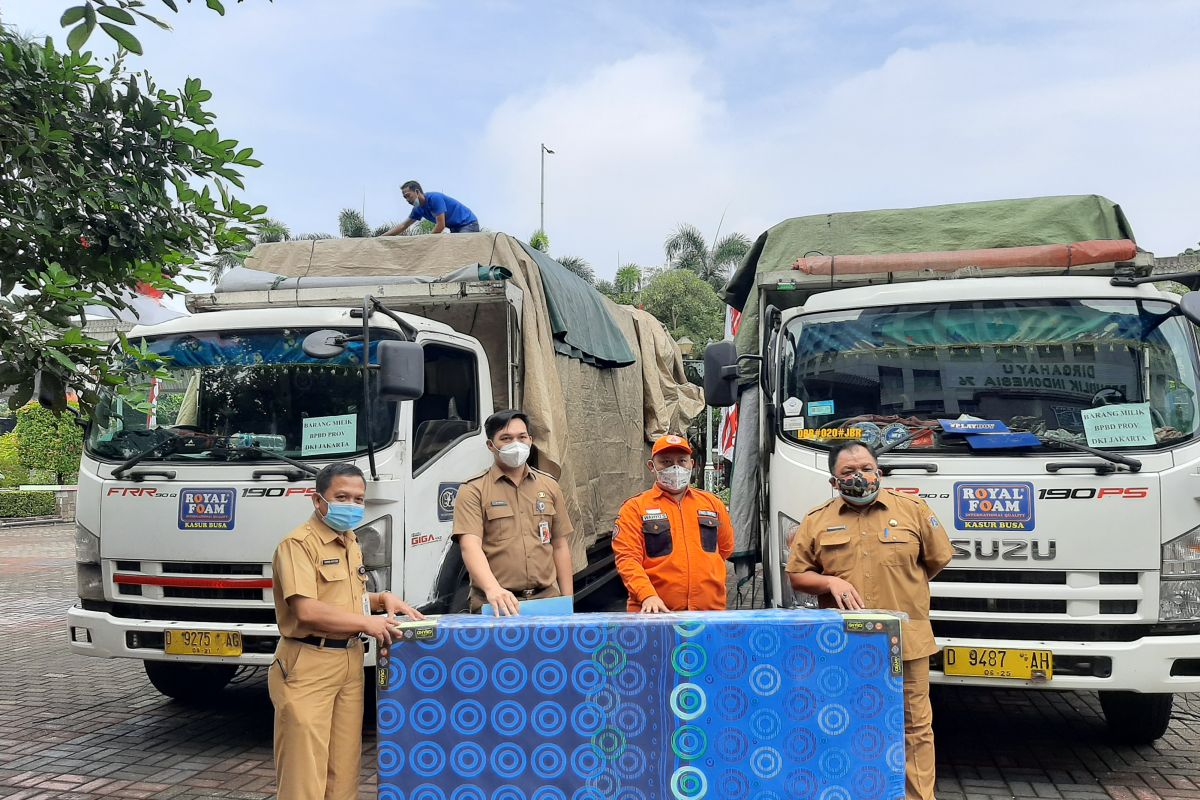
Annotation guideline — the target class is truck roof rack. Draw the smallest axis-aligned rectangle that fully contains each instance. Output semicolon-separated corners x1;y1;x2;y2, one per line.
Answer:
185;279;523;315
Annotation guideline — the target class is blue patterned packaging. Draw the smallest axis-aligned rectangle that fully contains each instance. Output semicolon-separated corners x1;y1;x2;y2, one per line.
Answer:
377;609;905;800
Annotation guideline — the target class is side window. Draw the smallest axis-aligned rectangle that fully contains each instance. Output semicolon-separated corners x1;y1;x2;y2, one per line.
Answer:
411;344;481;473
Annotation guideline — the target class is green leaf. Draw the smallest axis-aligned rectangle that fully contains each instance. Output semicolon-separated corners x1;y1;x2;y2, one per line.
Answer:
48;349;78;372
206;0;226;14
60;6;87;26
97;6;137;24
83;3;97;29
100;23;143;54
66;21;91;52
162;0;179;10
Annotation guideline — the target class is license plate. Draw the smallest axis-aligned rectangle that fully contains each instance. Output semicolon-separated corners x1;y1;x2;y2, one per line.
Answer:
942;646;1052;680
163;629;243;657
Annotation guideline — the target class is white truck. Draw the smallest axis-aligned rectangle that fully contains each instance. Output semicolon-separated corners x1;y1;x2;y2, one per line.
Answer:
706;196;1200;743
67;233;701;702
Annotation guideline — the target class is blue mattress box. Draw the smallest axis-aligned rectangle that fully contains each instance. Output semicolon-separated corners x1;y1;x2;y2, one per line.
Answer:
377;609;905;800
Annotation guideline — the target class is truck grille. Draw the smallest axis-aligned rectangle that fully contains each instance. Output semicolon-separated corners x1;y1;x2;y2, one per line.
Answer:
108;560;273;604
931;569;1148;622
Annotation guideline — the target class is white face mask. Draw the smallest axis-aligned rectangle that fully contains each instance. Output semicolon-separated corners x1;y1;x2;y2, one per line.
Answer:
656;465;691;492
497;441;531;468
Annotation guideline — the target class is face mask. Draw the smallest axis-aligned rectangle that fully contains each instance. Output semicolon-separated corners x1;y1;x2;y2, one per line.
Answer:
497;441;531;469
319;496;365;531
656;465;691;493
835;471;880;506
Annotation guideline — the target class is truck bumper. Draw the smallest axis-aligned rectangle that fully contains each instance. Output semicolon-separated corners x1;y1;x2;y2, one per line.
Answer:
931;633;1200;693
67;604;280;667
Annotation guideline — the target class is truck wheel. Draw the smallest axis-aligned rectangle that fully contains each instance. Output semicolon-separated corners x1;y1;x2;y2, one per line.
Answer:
1099;691;1174;744
144;661;236;703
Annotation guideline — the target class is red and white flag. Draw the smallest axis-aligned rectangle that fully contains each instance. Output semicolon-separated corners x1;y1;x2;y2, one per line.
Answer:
717;307;741;460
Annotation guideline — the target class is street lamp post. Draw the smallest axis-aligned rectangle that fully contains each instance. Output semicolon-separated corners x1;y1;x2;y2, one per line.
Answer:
540;143;554;234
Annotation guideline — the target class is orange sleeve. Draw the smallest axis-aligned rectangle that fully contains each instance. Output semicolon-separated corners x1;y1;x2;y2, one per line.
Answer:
716;500;734;561
612;496;658;605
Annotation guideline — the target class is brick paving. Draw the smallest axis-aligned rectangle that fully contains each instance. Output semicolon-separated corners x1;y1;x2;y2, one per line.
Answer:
1;523;1198;799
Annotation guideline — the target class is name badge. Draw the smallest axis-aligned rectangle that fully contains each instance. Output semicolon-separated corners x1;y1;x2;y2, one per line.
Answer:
825;525;847;532
490;500;508;507
538;520;551;544
698;510;718;518
322;558;340;565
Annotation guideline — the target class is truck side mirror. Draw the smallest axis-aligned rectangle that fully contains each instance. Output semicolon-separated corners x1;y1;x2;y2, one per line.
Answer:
378;340;425;401
1180;292;1200;325
703;341;739;407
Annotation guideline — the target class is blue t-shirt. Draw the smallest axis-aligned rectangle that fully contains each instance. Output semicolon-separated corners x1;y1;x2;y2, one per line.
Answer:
409;192;478;228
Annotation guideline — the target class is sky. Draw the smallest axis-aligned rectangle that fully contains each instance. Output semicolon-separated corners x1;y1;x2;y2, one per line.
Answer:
3;0;1199;284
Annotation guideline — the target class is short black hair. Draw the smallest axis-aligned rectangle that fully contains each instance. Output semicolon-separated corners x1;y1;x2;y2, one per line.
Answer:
401;180;423;194
485;409;530;441
827;441;876;474
315;462;366;494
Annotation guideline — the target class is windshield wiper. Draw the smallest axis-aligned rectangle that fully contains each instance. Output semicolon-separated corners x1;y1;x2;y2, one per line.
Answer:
111;434;181;480
213;444;320;477
1029;432;1143;473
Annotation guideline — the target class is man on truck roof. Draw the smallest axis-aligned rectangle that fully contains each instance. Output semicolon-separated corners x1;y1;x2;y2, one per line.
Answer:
382;180;480;235
787;441;953;800
269;462;424;800
452;409;574;615
612;434;734;612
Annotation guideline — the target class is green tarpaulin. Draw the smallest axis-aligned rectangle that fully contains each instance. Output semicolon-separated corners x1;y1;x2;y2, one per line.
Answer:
722;195;1136;382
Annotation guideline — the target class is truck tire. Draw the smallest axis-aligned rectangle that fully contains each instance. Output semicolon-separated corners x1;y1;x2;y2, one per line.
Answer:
144;661;236;704
1099;691;1174;744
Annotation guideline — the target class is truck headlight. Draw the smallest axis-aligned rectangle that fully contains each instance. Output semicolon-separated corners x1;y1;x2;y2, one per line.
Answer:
77;563;104;601
1161;527;1200;621
75;523;100;565
355;516;392;593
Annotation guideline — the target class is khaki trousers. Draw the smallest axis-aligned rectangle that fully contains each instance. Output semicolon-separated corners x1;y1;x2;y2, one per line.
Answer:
903;655;936;800
268;637;365;800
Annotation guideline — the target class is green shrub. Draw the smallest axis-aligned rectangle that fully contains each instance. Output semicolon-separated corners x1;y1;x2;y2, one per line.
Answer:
14;404;83;484
0;434;28;488
0;491;57;519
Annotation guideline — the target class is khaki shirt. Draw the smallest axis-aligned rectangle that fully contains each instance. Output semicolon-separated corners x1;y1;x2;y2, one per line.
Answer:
787;489;954;660
452;464;573;601
271;514;368;639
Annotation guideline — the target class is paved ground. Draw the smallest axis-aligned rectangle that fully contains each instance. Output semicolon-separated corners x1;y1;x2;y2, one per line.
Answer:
1;522;1198;799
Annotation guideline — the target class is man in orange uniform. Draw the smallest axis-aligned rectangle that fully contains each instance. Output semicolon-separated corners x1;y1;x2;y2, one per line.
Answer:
612;434;734;612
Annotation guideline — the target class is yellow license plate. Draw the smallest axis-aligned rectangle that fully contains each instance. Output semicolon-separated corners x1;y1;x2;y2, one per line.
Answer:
163;629;243;657
943;646;1052;680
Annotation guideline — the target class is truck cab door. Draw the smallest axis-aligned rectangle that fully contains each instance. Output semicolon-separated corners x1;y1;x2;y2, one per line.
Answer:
402;336;494;607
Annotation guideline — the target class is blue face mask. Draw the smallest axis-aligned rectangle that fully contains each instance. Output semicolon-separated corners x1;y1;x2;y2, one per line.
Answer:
319;496;365;531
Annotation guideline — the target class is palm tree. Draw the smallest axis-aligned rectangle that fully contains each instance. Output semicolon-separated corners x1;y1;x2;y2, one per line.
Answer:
338;209;371;238
615;264;642;295
557;256;595;285
663;223;751;290
210;218;292;280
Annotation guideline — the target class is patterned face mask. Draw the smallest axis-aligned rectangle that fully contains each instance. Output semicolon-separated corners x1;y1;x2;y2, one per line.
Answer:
835;471;880;506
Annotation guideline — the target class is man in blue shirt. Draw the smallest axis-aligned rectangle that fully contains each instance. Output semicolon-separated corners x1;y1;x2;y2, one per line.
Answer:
382;181;480;235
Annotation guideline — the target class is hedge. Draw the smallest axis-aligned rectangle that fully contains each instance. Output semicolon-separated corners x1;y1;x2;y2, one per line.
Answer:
0;491;57;519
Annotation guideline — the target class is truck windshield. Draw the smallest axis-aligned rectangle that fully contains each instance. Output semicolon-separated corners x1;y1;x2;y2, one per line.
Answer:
85;327;400;463
780;298;1200;452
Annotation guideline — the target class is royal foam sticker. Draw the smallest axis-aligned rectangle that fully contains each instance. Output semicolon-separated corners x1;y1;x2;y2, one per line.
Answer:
953;482;1035;531
177;489;236;530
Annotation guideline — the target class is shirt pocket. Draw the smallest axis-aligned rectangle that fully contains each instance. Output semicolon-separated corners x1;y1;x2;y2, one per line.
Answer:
698;514;719;553
642;517;673;559
818;530;854;573
878;528;920;566
484;504;517;540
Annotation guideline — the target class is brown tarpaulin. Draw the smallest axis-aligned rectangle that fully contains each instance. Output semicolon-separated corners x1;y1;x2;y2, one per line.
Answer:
790;239;1138;276
245;233;703;563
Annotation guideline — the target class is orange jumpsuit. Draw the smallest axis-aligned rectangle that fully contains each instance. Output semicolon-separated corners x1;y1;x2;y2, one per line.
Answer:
612;484;734;612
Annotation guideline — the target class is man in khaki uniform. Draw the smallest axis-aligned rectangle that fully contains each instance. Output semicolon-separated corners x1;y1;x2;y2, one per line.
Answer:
453;409;574;615
787;441;953;800
270;462;423;800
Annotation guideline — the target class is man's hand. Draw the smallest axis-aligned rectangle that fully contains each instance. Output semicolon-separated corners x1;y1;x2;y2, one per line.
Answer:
486;586;521;616
640;596;670;614
826;576;864;610
381;591;425;621
361;615;396;648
